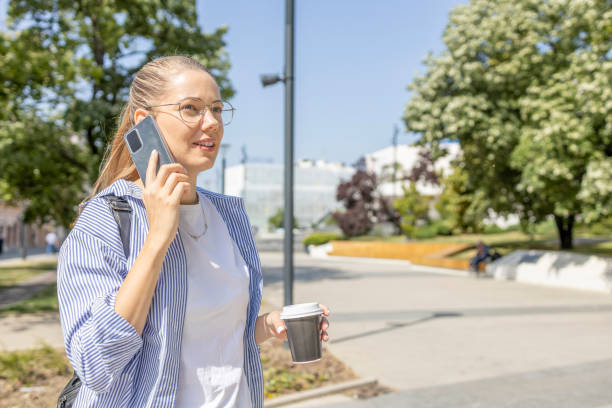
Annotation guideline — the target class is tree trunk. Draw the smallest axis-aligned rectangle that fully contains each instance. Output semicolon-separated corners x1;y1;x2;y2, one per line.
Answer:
554;214;575;250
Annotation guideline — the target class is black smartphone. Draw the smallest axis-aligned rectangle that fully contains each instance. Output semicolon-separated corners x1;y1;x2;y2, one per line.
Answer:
123;115;174;186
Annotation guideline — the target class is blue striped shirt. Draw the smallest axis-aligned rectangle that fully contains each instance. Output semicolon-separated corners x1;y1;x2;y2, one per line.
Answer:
57;179;263;407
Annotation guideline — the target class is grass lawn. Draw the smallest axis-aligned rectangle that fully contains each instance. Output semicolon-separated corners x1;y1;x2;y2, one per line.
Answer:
0;261;57;289
0;283;59;315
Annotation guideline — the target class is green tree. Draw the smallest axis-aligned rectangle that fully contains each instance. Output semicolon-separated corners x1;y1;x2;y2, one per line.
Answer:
0;0;233;227
393;183;430;238
404;0;611;249
435;164;489;233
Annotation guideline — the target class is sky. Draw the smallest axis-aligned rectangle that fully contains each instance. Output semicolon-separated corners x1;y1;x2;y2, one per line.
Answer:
0;0;466;168
197;0;466;168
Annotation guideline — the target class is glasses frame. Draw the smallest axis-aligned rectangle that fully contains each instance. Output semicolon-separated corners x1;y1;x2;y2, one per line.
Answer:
144;98;236;126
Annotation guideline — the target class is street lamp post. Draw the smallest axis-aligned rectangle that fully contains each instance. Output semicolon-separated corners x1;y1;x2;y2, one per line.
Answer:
20;202;27;259
220;143;230;195
260;0;295;307
392;125;399;198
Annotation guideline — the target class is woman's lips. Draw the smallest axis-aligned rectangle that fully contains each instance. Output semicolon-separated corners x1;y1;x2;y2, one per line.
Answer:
193;141;215;151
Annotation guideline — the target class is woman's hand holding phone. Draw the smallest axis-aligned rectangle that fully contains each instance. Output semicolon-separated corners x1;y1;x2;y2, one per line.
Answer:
142;150;190;250
115;150;189;334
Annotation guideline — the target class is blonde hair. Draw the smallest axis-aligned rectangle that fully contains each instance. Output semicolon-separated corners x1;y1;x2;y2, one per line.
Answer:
83;55;211;204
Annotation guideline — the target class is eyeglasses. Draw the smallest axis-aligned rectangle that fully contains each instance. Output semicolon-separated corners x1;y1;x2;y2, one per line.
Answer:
145;98;236;126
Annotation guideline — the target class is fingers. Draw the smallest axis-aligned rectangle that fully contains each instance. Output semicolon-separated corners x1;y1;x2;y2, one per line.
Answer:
153;163;187;190
319;304;331;340
145;150;159;187
319;304;330;317
169;181;190;204
267;312;288;340
319;317;329;330
143;156;189;204
319;316;330;342
161;172;190;198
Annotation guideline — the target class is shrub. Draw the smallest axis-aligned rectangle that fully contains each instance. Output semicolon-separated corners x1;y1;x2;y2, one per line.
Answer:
433;221;453;236
302;233;343;247
268;208;298;229
414;224;438;239
483;224;504;234
394;184;430;238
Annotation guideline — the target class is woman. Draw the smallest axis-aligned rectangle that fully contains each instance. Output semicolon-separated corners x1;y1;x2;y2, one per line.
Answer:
57;55;330;408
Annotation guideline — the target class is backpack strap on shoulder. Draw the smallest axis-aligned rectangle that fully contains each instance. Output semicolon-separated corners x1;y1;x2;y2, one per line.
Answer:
58;194;133;407
101;195;132;259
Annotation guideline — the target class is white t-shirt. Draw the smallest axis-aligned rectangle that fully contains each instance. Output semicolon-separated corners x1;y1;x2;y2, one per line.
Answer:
175;195;252;408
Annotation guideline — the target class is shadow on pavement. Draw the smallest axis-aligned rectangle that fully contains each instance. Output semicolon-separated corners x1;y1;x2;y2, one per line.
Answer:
261;265;451;285
332;312;463;344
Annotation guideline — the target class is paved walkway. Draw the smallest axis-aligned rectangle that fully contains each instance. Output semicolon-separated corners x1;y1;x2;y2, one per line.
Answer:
323;359;612;408
0;270;57;307
259;252;612;407
0;312;64;351
0;254;62;351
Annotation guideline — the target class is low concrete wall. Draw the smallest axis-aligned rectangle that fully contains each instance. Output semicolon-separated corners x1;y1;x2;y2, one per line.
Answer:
487;250;612;293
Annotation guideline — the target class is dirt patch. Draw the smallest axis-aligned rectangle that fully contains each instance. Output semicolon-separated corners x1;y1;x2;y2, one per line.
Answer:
0;345;71;408
1;374;68;408
261;338;393;400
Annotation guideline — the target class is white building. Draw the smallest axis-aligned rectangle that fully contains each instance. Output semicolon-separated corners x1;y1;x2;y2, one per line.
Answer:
364;142;462;197
221;160;354;231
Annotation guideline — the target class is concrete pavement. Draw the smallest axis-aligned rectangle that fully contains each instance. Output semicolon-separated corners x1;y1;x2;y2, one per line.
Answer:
259;252;612;407
0;254;62;351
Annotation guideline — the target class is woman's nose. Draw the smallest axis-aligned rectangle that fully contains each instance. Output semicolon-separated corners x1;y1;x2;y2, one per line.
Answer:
200;109;220;133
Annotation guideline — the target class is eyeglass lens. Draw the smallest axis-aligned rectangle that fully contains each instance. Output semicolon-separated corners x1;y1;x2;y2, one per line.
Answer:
178;98;233;125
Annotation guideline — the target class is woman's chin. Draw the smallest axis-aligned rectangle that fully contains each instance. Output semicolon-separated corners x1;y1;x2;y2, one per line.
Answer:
193;159;216;173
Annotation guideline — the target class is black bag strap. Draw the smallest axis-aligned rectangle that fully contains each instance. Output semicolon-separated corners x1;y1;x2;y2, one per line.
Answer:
57;194;132;408
101;195;132;259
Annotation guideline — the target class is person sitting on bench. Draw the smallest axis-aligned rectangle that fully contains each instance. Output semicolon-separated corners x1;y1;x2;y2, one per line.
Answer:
470;241;490;273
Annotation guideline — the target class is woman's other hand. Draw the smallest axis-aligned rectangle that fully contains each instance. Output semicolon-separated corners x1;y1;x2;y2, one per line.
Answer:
142;150;190;249
263;304;330;342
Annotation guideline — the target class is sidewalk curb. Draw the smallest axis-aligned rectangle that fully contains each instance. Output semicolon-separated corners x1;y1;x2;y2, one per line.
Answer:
263;377;378;407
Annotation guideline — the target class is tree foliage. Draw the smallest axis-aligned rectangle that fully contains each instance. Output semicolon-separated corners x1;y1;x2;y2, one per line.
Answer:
333;170;402;237
393;183;431;238
333;171;378;237
407;148;439;186
435;164;489;233
404;0;611;248
0;0;233;227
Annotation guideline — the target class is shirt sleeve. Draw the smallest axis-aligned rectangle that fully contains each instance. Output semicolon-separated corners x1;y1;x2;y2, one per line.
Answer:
57;228;143;393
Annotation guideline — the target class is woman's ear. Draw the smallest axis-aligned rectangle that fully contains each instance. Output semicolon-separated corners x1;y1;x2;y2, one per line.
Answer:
133;108;149;125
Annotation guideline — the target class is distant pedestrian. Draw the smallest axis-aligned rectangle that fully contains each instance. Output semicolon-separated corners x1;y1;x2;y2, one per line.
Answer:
45;230;58;253
469;240;490;274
